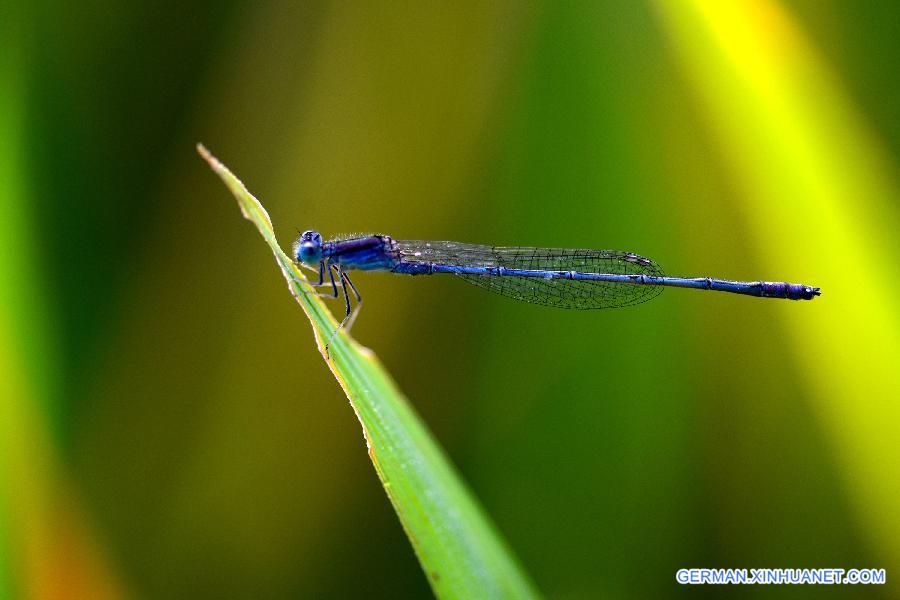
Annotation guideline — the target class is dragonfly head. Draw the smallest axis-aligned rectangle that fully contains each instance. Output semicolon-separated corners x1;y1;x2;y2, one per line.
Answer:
293;230;323;265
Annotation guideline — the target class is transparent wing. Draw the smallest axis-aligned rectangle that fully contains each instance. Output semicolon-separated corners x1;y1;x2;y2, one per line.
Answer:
395;240;664;309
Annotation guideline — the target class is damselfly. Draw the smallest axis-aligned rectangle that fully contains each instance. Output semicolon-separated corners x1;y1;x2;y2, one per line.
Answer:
293;231;820;352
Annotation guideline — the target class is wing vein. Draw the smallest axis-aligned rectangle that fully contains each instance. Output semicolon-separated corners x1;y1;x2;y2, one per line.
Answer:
396;240;664;309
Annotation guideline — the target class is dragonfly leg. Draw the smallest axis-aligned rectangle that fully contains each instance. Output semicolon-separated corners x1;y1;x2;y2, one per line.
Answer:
326;261;340;297
297;261;343;298
340;271;363;333
324;267;362;357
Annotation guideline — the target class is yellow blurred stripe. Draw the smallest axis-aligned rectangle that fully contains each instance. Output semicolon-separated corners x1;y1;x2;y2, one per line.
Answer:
655;0;900;569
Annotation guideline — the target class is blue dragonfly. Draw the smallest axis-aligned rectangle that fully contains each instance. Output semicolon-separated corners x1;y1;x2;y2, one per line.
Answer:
293;230;820;352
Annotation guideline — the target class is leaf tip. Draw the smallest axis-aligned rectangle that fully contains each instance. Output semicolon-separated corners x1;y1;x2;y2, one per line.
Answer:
196;142;216;166
196;144;274;231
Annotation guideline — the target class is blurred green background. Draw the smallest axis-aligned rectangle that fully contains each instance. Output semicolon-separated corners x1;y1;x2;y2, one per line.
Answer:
3;1;899;598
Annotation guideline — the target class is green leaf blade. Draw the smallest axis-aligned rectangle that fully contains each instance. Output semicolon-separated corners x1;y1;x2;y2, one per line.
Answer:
198;145;539;599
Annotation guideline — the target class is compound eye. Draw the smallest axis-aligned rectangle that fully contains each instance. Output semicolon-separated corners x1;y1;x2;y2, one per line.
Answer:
295;233;323;265
294;231;323;265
